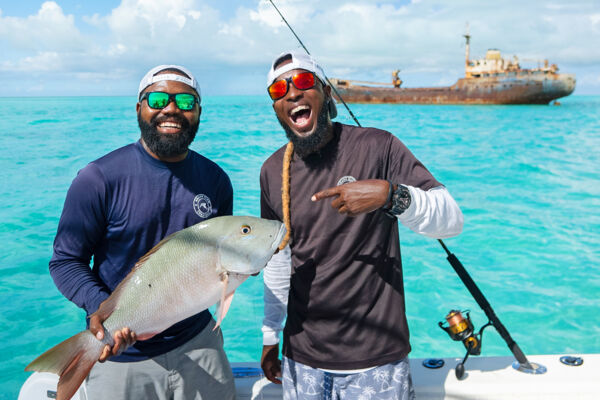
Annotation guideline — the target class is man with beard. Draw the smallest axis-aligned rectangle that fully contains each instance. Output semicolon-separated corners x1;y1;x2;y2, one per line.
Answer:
259;51;464;399
49;65;236;399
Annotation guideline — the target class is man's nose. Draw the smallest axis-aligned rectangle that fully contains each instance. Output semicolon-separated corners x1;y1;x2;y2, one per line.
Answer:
161;98;179;113
286;82;303;101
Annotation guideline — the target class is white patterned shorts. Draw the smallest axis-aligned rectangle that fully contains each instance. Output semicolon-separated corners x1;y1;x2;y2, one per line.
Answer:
282;356;415;400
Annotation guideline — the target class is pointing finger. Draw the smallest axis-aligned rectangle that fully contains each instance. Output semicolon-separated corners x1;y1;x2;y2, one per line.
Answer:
312;186;341;202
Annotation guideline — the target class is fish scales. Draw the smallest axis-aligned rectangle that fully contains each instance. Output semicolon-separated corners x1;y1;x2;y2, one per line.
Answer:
104;228;225;336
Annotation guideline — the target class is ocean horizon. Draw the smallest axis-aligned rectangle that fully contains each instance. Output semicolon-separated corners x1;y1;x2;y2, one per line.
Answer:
1;94;598;399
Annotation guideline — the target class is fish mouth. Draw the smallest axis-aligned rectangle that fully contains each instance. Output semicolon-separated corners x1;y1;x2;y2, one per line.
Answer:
272;223;287;251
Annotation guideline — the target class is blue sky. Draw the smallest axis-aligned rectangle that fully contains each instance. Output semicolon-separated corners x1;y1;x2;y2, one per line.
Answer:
1;0;598;97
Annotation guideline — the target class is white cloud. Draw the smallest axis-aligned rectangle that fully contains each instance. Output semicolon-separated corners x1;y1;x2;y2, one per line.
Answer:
189;10;202;20
0;0;599;95
0;1;85;52
249;0;286;29
81;13;104;28
0;52;62;72
107;43;128;57
591;13;600;30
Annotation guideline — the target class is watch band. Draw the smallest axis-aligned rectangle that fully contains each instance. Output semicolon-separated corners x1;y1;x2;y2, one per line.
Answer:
384;183;411;217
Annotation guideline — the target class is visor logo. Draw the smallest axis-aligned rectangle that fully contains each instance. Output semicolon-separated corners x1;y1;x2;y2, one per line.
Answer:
337;176;356;186
193;194;212;218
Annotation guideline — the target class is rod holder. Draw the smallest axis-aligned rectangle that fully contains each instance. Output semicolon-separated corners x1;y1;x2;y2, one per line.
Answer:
512;361;547;374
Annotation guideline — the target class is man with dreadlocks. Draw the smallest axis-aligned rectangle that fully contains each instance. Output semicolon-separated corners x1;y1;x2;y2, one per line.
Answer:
259;50;464;400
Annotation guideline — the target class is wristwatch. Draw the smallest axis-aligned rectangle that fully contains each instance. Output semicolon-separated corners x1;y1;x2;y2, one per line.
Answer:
384;182;411;217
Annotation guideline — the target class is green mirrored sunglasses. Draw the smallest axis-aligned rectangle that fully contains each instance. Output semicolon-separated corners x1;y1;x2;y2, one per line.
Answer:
140;92;199;111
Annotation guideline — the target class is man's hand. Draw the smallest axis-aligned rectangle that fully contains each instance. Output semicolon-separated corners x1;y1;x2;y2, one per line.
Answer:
311;179;391;217
89;310;137;363
261;344;282;384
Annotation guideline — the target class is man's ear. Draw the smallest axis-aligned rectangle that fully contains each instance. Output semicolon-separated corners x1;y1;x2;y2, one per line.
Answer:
324;85;333;107
198;105;202;118
136;102;141;114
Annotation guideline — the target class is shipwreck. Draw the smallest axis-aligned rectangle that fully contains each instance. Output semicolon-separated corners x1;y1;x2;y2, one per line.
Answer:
330;33;575;105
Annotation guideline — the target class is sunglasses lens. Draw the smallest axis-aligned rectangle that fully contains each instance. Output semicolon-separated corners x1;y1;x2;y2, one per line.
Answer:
293;72;316;90
268;80;288;100
175;94;196;110
146;92;169;109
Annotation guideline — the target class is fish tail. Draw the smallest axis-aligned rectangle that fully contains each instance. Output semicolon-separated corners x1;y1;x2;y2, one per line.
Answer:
25;330;103;400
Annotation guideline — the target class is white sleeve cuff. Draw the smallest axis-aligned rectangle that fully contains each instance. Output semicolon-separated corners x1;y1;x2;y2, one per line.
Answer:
397;185;463;239
262;327;281;346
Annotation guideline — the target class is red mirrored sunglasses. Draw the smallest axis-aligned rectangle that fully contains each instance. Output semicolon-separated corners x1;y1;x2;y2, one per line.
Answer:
268;72;317;100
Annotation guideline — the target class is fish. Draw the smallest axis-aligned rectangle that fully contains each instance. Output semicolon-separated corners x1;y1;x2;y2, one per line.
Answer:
25;215;286;400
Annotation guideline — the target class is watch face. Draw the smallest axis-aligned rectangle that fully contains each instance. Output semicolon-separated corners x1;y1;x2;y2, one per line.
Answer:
399;196;411;208
391;185;411;215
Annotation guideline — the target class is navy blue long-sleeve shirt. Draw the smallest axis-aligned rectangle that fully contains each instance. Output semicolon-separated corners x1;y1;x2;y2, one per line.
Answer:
49;140;233;361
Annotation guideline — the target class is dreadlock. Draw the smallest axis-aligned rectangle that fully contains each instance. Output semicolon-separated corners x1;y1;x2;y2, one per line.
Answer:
278;141;294;250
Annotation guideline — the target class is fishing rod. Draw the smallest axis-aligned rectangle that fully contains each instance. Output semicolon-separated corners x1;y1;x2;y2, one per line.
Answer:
267;0;543;376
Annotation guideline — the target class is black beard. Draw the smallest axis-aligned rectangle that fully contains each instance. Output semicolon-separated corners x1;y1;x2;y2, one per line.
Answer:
278;101;331;158
138;112;199;159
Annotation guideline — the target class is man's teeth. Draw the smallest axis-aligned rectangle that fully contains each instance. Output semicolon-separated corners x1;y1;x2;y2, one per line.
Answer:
290;105;310;117
158;122;181;128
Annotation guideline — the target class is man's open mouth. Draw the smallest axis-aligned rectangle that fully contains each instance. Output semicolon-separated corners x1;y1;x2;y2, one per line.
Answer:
289;105;312;129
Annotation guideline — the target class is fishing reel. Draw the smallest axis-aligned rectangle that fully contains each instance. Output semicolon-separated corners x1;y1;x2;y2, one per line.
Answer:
439;309;491;379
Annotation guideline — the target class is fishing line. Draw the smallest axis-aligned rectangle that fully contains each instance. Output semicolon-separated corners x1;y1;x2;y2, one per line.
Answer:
267;0;540;373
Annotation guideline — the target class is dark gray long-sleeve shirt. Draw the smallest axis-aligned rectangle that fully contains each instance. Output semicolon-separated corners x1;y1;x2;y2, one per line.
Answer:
260;123;445;369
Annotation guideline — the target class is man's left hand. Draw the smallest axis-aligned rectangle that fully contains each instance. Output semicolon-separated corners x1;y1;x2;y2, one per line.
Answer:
90;307;137;362
311;179;390;217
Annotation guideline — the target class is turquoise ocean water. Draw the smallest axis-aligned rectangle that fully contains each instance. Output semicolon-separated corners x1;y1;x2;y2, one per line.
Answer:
1;95;599;398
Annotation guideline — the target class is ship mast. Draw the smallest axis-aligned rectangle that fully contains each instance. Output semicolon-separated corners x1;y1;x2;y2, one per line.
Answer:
464;23;471;77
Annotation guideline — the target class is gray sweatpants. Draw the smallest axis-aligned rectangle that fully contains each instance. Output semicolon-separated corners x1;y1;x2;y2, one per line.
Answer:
282;356;415;400
85;318;236;400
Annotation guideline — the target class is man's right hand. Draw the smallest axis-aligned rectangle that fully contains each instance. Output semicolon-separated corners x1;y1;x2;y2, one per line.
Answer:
311;179;391;217
89;311;137;363
261;344;282;384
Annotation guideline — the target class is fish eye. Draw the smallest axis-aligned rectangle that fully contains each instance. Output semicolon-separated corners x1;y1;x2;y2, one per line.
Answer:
240;225;251;235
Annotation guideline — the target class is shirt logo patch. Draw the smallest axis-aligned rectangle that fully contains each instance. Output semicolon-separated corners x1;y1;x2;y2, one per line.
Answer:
337;176;356;186
193;194;212;218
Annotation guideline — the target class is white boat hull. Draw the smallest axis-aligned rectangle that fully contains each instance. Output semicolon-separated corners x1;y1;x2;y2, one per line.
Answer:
19;354;599;399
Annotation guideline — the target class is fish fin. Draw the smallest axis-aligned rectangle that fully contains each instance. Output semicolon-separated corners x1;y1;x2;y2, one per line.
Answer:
214;273;234;331
57;352;96;400
26;330;103;400
214;291;235;331
134;231;179;267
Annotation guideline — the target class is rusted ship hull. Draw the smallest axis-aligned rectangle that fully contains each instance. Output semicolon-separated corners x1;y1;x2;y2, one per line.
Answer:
332;74;576;105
